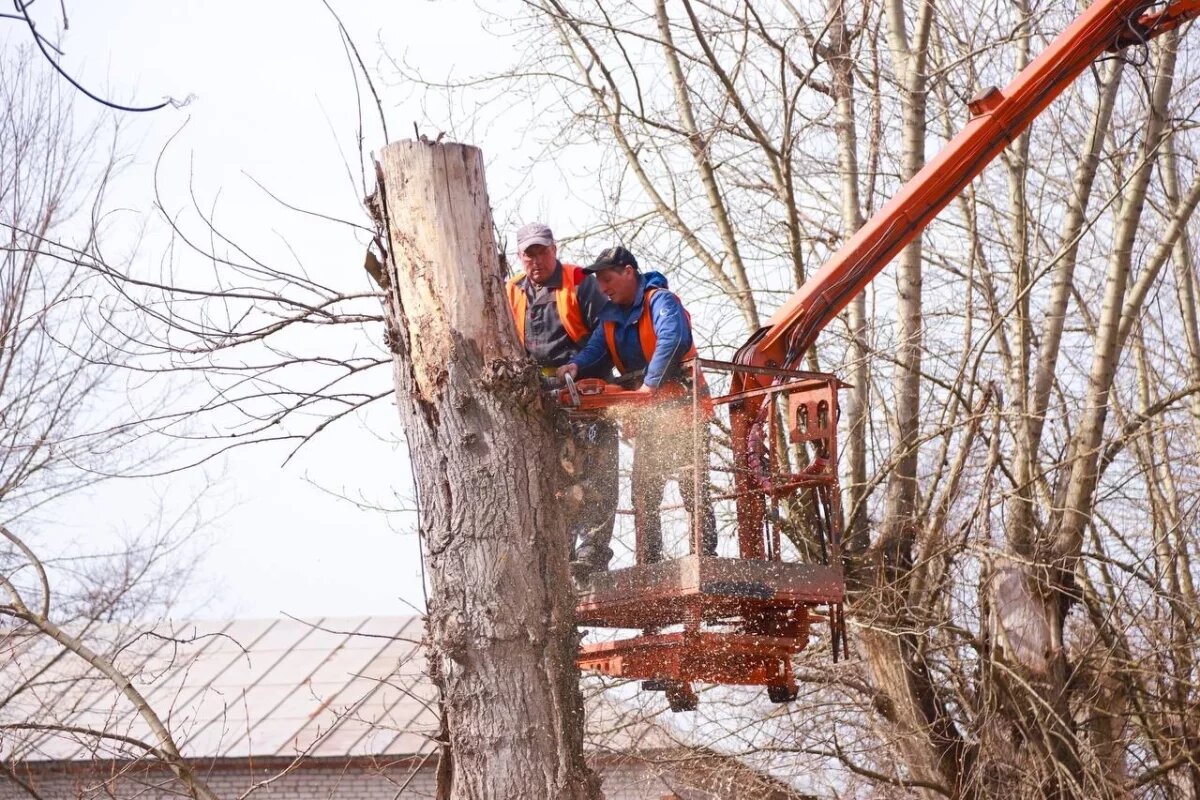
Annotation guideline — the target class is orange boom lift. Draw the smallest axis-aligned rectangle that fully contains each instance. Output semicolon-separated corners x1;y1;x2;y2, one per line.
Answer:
555;0;1200;711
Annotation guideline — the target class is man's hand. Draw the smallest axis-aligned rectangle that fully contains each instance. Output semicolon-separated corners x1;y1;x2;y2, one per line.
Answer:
556;363;579;381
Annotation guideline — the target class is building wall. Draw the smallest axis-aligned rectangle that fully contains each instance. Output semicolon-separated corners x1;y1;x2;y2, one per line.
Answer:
0;757;702;800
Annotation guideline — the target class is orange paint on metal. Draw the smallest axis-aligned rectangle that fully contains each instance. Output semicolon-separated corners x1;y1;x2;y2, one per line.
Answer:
566;361;845;702
752;0;1200;366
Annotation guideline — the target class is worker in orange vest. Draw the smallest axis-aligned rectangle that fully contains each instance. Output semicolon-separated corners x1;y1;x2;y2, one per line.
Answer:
505;223;618;582
557;246;717;565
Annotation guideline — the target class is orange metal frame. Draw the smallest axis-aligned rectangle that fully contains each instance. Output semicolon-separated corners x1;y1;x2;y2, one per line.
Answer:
565;360;847;709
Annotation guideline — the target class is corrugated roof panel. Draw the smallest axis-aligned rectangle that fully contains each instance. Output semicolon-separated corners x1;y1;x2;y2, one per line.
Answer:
1;618;433;763
223;711;325;759
272;627;413;756
277;636;381;686
227;618;315;656
102;625;183;678
240;644;334;686
175;683;260;750
249;648;398;756
291;617;376;643
32;694;137;761
275;683;384;756
177;707;250;758
383;730;438;757
283;619;370;650
15;668;135;762
129;622;234;687
182;620;276;659
219;677;362;758
1;616;683;764
303;692;402;755
347;642;424;681
309;671;439;759
352;722;430;759
355;615;422;642
138;621;273;711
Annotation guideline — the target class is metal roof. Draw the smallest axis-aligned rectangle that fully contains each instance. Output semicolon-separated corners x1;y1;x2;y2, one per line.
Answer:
0;615;675;764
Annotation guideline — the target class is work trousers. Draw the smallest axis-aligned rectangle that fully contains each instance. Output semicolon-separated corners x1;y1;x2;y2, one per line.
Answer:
570;418;619;569
631;403;717;564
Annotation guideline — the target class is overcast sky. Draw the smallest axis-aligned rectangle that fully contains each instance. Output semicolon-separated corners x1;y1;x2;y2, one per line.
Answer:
5;0;583;620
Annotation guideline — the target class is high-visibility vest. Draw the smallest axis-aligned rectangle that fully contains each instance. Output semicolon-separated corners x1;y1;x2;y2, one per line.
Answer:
505;263;590;345
602;287;698;376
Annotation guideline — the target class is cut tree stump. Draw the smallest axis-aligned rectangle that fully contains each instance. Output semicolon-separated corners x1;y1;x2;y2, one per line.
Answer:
373;139;599;800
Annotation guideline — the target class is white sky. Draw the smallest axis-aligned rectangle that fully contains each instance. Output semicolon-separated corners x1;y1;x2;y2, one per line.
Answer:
6;0;574;620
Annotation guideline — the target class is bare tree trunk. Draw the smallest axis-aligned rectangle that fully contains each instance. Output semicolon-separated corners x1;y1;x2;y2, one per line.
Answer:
373;140;598;800
878;0;932;567
653;0;760;331
825;0;870;554
1053;37;1178;603
1011;57;1124;558
857;2;959;795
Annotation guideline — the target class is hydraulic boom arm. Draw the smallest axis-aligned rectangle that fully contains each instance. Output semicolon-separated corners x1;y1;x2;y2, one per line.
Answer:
737;0;1200;372
721;0;1200;565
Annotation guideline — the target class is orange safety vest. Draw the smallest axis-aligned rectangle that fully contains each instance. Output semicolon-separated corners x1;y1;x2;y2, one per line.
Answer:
602;287;699;377
505;263;590;345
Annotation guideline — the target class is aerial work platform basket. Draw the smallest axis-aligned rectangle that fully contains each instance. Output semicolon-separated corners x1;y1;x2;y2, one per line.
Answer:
556;359;848;711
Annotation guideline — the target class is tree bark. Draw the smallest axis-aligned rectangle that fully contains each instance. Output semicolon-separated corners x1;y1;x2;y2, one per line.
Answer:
373;139;599;800
825;0;870;555
857;4;958;796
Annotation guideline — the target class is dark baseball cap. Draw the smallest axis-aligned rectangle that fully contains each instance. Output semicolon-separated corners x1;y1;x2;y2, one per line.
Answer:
585;245;638;274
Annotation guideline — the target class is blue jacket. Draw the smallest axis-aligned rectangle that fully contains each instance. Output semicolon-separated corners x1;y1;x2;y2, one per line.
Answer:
570;272;694;389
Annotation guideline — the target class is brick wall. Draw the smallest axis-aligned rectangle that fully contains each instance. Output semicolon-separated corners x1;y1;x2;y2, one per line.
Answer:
0;755;711;800
2;757;435;800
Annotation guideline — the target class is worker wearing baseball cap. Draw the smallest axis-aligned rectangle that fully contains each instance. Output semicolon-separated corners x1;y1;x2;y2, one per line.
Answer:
559;246;697;390
505;222;617;586
557;245;717;566
505;222;612;379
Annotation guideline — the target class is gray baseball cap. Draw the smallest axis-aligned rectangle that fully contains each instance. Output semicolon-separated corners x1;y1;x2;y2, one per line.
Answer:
515;222;555;253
